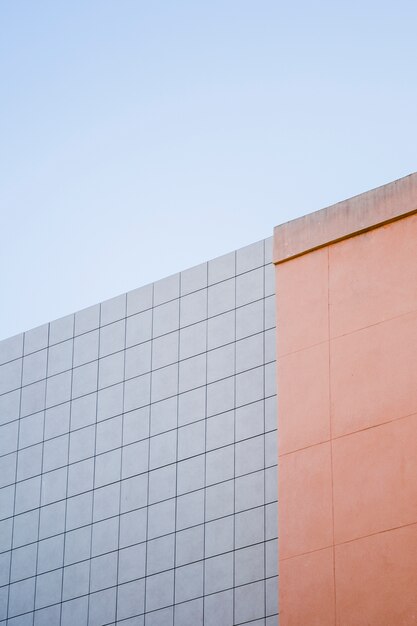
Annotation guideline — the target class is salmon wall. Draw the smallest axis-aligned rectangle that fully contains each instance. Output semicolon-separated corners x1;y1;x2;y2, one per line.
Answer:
275;212;417;625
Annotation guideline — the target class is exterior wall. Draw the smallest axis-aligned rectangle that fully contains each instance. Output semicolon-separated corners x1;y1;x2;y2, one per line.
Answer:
275;180;417;625
0;239;278;626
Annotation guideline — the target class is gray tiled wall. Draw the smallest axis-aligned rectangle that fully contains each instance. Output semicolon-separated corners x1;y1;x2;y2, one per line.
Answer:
0;238;278;626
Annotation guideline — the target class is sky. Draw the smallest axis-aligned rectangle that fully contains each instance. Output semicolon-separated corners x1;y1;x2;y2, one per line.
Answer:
1;0;416;340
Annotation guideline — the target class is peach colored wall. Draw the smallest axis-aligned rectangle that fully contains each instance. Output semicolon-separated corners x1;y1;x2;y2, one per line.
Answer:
276;213;417;625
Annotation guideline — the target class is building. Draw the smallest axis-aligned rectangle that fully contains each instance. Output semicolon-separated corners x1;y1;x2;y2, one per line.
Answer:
275;172;417;625
0;172;416;625
0;237;277;626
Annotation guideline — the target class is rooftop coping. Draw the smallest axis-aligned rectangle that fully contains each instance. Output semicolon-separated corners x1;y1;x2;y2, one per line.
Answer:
273;171;417;264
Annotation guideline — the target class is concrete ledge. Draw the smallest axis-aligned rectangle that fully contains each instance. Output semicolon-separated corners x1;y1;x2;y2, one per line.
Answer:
273;172;417;264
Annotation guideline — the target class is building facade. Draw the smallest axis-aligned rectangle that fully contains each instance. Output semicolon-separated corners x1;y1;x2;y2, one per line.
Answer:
275;172;417;625
0;239;278;625
1;171;417;625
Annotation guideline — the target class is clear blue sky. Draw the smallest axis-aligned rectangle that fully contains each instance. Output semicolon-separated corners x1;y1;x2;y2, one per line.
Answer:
1;1;416;340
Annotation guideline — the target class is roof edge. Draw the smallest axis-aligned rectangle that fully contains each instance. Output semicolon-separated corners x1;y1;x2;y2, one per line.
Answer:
273;172;417;264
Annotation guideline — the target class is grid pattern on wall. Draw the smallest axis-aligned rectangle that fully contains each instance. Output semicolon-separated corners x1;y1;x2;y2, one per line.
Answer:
0;237;278;626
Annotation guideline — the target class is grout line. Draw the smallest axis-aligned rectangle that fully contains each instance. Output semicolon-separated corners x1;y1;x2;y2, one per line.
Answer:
2;396;278;485
58;318;75;624
202;260;209;625
280;516;417;564
0;492;278;553
1;568;280;624
0;378;276;456
327;247;338;625
263;239;268;619
0;254;273;367
172;273;181;626
0;341;277;435
277;304;417;360
32;321;51;625
232;249;237;624
142;281;154;622
0;454;277;547
5;333;25;622
114;293;128;623
278;408;417;459
85;301;102;624
0;285;275;383
0;531;277;585
0;422;277;523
